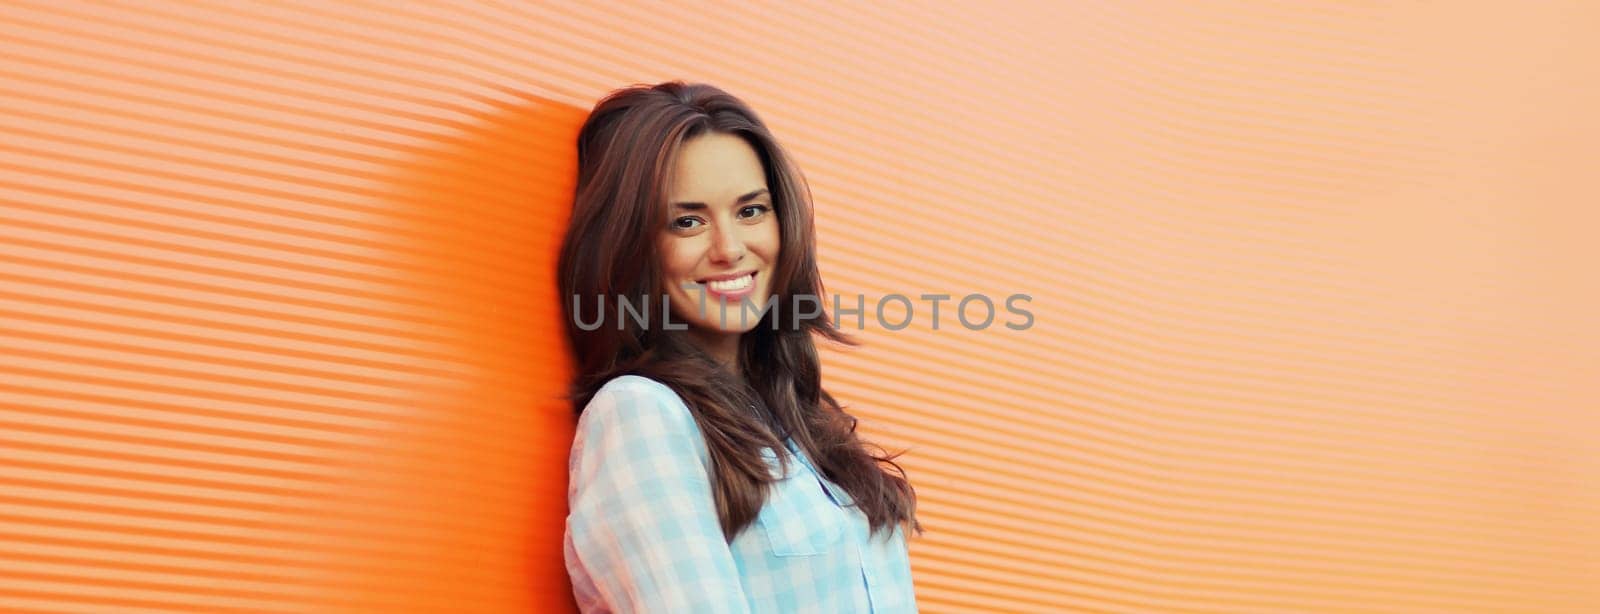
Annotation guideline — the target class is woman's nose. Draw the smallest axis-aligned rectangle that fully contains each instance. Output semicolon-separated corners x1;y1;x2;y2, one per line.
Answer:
709;225;746;263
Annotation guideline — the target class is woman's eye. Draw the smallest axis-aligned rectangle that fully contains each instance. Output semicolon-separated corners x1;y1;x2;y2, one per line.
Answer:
672;216;704;230
740;204;771;219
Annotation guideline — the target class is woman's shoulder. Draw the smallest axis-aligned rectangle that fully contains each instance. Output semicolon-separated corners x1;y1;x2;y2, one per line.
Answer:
583;374;693;424
596;373;675;397
576;374;710;464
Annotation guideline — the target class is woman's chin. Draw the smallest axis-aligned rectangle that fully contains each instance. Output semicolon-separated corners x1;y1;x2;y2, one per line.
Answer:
693;315;763;335
682;296;766;328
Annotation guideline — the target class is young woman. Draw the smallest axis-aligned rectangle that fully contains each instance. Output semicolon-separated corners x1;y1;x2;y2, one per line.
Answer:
558;81;922;613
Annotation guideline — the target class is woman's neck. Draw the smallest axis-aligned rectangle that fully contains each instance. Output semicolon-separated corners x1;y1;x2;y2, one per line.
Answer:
686;328;742;375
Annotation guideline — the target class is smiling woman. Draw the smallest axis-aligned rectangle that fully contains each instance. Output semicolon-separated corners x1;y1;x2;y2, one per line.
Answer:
556;82;922;613
659;134;781;366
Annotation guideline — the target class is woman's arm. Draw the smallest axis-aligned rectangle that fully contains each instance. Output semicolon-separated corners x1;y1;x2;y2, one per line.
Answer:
565;377;752;613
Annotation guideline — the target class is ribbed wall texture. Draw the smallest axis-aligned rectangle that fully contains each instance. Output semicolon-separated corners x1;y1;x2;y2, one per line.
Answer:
3;2;1598;612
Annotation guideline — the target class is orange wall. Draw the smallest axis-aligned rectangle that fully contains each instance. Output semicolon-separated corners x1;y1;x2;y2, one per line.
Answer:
2;2;1598;612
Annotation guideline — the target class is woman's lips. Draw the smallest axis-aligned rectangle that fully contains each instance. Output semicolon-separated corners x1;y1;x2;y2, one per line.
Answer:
700;271;756;301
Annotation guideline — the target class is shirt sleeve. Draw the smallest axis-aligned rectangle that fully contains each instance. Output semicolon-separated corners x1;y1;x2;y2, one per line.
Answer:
565;377;753;614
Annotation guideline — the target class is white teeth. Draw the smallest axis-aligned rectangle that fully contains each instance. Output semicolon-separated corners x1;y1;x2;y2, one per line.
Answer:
706;273;753;292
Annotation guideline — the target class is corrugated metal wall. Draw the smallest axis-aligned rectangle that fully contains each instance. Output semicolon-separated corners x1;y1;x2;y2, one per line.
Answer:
3;2;1598;612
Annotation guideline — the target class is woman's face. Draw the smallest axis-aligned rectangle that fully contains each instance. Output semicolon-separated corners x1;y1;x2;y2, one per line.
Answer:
658;132;781;339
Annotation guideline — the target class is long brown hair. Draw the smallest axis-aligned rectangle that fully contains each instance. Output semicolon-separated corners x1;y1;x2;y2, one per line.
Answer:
557;81;921;542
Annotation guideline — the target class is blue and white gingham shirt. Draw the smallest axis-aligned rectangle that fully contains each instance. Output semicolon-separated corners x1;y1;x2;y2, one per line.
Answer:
564;375;918;613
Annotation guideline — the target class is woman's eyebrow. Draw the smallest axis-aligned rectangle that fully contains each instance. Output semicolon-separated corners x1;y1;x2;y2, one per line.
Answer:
671;188;769;210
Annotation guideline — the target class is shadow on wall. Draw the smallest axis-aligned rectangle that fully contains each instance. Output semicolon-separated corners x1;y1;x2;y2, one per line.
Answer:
306;90;587;613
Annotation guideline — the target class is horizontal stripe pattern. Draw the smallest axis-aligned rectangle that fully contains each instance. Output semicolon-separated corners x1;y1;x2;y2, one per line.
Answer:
3;1;1597;612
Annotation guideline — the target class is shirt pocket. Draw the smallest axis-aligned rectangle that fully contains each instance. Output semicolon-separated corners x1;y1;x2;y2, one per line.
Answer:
756;446;848;556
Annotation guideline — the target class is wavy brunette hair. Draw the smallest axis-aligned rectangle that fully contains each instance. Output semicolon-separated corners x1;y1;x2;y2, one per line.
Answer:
557;81;921;542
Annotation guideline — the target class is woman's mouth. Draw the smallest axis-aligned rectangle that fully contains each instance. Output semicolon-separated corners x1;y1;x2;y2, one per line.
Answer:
698;272;756;301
